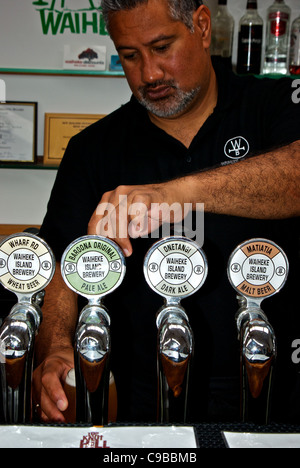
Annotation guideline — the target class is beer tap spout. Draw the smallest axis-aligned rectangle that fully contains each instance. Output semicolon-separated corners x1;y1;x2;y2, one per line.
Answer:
157;304;194;423
0;232;55;424
228;239;289;425
236;298;276;424
74;303;111;425
0;301;42;424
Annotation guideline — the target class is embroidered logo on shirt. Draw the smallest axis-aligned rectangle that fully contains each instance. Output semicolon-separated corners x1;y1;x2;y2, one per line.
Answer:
224;136;249;159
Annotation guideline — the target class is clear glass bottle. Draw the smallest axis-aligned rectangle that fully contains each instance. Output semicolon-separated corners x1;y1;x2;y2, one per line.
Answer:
289;14;300;75
263;0;291;75
236;0;264;75
211;0;235;67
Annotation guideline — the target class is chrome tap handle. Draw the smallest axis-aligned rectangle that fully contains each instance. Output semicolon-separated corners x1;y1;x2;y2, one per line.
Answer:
156;304;194;423
61;235;126;424
228;238;288;424
74;303;111;425
144;236;208;423
237;306;276;423
0;302;42;423
0;233;55;423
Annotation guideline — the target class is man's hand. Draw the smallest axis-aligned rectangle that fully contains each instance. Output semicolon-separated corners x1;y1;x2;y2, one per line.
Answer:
33;266;78;423
88;181;187;256
88;142;300;258
32;348;74;422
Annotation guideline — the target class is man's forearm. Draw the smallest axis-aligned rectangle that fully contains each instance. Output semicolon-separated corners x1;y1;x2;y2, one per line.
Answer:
35;264;78;364
182;140;300;219
88;140;300;256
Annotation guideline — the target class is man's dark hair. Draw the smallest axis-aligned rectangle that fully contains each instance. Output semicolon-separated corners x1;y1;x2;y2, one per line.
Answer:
101;0;204;34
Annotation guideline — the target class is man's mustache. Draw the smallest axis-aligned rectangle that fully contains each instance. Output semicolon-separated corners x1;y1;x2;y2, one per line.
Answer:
138;80;178;96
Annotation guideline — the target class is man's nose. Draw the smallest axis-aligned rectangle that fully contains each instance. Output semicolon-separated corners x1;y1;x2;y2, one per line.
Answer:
141;56;164;84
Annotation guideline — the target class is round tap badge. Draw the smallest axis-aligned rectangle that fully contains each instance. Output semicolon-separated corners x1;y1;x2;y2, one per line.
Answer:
144;237;208;300
61;236;126;299
228;238;289;300
0;233;55;296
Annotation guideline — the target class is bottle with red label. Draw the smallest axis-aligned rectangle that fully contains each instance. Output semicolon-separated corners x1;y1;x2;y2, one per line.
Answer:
263;0;291;75
289;14;300;75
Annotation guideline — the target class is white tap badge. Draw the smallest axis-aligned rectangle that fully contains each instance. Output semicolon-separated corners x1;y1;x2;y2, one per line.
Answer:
0;233;55;295
144;237;207;300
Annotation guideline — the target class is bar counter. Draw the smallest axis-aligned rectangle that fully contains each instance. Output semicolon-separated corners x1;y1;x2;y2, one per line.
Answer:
2;422;300;448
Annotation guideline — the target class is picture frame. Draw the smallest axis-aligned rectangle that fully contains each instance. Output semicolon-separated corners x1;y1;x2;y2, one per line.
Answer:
0;101;37;164
43;113;105;165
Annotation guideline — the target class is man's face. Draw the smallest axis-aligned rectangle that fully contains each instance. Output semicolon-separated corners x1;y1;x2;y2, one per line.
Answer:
109;0;212;119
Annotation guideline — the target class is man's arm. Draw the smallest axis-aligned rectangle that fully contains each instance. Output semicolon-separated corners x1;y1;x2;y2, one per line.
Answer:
33;264;78;422
88;140;300;255
186;140;300;218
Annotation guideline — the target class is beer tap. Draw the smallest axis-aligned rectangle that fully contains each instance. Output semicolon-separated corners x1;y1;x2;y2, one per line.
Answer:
0;233;55;423
144;237;208;423
228;238;289;424
61;235;125;425
73;301;111;425
156;301;194;423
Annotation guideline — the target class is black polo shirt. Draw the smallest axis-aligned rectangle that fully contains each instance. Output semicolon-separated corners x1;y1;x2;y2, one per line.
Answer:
40;58;300;423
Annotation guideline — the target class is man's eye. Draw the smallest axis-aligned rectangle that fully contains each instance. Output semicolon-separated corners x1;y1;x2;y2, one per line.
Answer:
123;53;136;61
155;44;171;53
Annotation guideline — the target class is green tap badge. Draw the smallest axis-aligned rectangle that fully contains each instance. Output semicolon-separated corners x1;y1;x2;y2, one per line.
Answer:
61;235;126;299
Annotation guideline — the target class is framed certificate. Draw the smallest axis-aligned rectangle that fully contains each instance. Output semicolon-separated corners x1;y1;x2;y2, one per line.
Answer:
0;102;37;163
43;113;105;165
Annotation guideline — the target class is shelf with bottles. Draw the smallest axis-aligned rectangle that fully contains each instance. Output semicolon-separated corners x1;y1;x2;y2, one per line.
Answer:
211;0;300;78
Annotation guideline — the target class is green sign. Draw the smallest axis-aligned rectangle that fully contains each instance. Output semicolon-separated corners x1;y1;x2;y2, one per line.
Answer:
32;0;108;36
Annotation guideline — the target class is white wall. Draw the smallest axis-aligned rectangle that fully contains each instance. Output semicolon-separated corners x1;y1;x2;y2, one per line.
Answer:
4;74;131;157
0;75;131;225
1;0;300;225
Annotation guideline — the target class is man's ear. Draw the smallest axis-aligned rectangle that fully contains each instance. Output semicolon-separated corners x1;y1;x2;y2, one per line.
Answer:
193;5;211;49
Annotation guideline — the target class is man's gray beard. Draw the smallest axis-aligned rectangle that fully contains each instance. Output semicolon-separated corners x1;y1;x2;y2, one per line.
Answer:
136;82;201;118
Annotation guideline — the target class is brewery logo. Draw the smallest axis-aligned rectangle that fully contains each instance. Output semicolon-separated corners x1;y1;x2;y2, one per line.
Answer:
80;431;110;448
32;0;108;36
224;136;250;159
